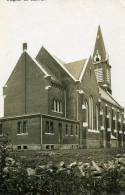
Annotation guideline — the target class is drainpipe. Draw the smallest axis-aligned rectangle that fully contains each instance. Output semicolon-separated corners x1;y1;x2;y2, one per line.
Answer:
40;115;42;149
64;90;67;118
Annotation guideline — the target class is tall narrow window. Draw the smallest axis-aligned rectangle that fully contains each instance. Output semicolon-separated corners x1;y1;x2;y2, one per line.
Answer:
0;123;3;135
46;121;49;133
89;97;94;129
76;125;78;135
85;101;88;123
107;109;111;131
65;124;68;135
17;121;21;134
50;122;54;133
23;121;27;133
54;100;56;111
57;101;60;112
59;101;62;113
112;110;116;132
96;105;99;131
71;124;73;135
100;108;104;130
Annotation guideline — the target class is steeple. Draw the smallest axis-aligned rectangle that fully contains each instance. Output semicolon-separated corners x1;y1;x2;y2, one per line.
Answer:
92;26;112;94
93;25;107;63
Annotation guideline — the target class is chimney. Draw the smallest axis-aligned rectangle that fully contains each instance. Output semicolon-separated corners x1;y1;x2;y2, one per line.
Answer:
23;43;27;51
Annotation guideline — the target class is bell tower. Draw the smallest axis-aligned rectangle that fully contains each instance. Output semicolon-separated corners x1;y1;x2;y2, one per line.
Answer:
92;26;112;94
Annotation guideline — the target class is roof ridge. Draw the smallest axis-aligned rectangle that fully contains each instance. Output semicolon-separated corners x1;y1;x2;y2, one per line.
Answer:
99;87;122;108
79;56;91;82
106;90;122;108
65;58;87;65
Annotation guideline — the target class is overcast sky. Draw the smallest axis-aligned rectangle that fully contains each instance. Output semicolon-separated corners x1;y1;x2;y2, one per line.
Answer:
0;0;125;116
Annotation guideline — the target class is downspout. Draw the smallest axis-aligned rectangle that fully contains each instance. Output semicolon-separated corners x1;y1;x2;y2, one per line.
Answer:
40;115;43;149
76;92;79;121
64;90;66;118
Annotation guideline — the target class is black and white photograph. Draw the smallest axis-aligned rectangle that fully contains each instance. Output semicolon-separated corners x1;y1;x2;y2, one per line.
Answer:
0;0;125;194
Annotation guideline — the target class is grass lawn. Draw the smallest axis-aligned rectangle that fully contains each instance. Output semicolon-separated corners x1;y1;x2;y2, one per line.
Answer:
12;147;125;166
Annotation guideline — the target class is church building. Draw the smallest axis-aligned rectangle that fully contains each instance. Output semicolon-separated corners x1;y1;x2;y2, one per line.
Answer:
0;26;125;150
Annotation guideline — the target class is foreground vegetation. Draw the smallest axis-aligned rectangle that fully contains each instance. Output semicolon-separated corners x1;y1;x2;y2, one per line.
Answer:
0;145;125;194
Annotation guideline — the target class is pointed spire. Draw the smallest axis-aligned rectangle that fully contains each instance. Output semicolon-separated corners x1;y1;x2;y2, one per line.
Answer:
93;25;107;62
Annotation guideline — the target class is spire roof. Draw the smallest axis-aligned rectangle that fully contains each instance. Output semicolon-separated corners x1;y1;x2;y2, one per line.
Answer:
93;25;107;62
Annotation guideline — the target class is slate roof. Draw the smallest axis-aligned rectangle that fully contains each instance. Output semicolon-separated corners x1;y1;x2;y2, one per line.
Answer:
99;87;122;108
64;59;87;80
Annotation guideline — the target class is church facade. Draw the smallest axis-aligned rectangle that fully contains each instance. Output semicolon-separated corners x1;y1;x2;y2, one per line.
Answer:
0;26;125;150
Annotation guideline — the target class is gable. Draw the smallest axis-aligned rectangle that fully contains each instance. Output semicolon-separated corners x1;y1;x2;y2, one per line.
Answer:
5;52;26;88
81;57;99;96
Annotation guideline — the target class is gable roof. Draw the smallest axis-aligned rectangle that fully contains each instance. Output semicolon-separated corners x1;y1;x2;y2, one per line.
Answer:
64;59;87;80
99;87;122;108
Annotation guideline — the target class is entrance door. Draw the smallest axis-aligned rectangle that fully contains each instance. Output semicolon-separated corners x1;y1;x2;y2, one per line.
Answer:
58;123;63;144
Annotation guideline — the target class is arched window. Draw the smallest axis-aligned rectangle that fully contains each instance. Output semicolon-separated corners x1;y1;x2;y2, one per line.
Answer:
107;109;111;132
112;109;117;133
53;99;63;113
100;107;104;130
85;101;88;123
82;99;88;128
96;105;99;131
89;96;94;129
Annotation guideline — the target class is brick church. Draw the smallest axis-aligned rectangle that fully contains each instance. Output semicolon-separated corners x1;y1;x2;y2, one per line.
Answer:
0;26;125;150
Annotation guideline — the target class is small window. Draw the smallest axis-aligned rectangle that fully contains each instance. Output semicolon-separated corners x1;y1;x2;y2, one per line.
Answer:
46;121;49;133
65;124;68;135
51;145;54;150
71;125;73;135
0;123;3;135
50;122;54;133
23;121;27;133
17;121;21;134
23;145;28;150
17;145;21;150
46;145;50;150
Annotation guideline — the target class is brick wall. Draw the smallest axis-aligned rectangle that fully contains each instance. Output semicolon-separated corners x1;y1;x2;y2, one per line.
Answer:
1;114;41;148
4;53;26;116
26;53;48;114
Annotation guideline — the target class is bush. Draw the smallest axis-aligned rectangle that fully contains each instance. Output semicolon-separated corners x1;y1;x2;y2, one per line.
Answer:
0;144;125;195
